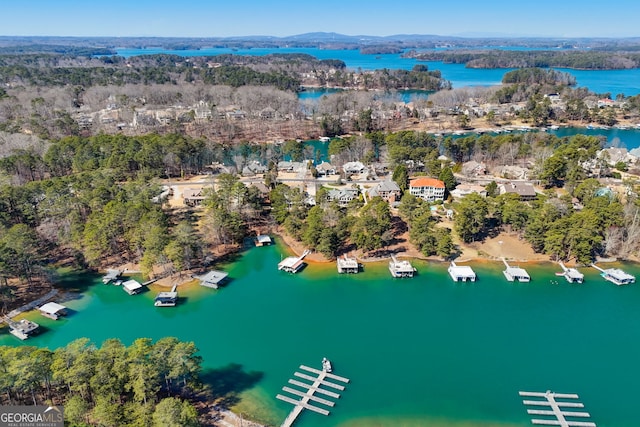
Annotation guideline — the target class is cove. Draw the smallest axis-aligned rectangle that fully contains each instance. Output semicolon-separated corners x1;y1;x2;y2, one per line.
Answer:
3;242;640;426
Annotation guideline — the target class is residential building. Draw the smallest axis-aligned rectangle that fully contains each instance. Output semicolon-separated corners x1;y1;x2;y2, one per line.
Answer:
327;188;360;206
409;177;445;202
368;180;402;202
343;161;366;175
498;182;537;201
316;161;337;176
450;184;488;199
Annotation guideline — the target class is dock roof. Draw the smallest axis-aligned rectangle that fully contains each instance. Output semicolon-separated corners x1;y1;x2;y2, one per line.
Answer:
122;279;143;292
198;270;228;287
39;302;67;315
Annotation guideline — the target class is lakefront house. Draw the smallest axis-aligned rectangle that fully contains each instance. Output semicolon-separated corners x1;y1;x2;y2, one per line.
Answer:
409;177;446;202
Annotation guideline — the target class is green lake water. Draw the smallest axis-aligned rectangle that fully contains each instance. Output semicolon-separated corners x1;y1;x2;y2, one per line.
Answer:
2;242;640;427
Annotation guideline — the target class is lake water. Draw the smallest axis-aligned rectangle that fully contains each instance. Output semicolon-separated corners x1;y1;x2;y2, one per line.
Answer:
3;242;640;427
116;47;640;96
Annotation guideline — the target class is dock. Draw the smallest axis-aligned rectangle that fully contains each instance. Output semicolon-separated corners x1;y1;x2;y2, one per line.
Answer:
591;263;635;286
558;262;584;283
389;254;416;278
122;279;143;295
196;270;229;289
102;269;122;284
502;258;530;282
277;360;349;427
3;317;40;340
278;249;310;273
448;261;476;282
38;302;68;320
154;284;178;307
337;254;359;274
255;235;272;246
519;391;596;427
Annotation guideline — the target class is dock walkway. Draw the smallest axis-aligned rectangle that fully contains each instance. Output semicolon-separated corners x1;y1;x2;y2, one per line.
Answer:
277;361;349;427
4;289;58;320
519;391;596;427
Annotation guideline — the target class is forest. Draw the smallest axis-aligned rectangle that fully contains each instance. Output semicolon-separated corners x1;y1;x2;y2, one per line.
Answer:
404;49;640;70
0;337;204;426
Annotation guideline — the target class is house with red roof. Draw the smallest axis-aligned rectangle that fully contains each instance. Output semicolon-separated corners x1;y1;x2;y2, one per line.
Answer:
409;177;446;202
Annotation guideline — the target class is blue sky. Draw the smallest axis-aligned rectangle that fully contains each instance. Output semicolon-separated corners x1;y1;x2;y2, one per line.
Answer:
3;0;640;38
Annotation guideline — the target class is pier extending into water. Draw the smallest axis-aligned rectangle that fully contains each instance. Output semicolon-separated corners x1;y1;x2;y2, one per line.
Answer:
277;362;349;426
519;391;596;427
502;258;530;282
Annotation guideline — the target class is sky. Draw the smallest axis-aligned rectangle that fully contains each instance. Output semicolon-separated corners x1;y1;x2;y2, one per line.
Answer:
3;0;640;39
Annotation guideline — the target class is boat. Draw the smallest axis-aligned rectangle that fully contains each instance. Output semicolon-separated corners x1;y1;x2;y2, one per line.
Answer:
322;357;332;373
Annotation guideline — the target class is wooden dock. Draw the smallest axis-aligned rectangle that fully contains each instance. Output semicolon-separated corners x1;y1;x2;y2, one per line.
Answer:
519;391;596;427
277;362;349;427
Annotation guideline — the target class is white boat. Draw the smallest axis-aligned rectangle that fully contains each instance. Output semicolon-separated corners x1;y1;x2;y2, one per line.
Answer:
322;357;332;373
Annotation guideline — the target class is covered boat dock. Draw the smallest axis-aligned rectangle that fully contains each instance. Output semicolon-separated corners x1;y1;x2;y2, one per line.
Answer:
337;254;359;273
502;258;530;282
197;270;229;289
38;302;68;320
448;261;477;282
122;279;143;295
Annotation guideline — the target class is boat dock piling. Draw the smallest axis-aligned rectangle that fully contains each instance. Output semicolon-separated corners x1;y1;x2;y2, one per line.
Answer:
558;262;584;283
277;362;349;427
519;391;596;427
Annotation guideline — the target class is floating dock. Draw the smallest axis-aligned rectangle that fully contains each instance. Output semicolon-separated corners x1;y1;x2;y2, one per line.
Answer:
389;254;416;278
102;269;121;284
38;302;67;320
337;254;359;273
277;360;349;427
278;249;310;273
519;390;596;427
502;258;530;282
558;262;584;283
591;263;635;286
4;317;40;340
154;284;178;307
448;261;476;282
